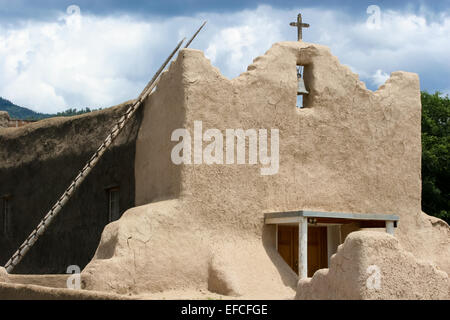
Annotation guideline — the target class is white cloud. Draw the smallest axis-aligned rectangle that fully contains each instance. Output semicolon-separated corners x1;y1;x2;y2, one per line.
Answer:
372;69;390;87
0;5;449;113
307;7;450;92
204;9;284;79
0;13;155;113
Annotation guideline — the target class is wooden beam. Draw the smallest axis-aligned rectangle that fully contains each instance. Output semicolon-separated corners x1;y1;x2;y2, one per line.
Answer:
265;210;399;222
265;217;302;225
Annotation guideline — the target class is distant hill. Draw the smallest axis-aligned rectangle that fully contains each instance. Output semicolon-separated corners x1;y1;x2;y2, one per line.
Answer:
0;97;50;120
0;97;99;120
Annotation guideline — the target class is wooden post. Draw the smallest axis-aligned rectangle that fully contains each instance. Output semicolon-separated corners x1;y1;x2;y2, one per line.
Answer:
275;224;279;251
299;217;308;279
386;221;395;235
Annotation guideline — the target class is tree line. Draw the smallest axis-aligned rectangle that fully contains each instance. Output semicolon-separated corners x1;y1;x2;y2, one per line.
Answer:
421;91;449;223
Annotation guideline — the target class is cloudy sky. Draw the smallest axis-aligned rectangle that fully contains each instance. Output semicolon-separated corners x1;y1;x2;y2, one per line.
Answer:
0;0;449;113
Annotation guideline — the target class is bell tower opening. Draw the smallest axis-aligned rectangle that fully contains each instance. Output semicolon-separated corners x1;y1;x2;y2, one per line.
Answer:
296;65;309;109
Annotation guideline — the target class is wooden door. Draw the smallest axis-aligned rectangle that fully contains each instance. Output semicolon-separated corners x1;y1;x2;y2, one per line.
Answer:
307;227;328;277
277;225;328;277
278;226;295;270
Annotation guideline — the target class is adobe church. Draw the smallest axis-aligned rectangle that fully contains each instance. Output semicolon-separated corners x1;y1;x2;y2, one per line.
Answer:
0;18;449;299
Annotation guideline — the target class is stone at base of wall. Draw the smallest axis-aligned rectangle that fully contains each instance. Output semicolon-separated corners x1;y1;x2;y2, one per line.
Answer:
295;231;449;300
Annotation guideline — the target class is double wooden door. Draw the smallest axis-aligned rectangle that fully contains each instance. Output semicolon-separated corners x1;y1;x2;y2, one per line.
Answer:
277;225;328;277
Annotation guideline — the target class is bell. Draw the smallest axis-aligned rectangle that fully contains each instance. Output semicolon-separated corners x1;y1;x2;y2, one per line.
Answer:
297;77;309;95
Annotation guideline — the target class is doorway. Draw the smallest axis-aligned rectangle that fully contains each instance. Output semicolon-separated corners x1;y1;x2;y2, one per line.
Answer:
277;225;328;277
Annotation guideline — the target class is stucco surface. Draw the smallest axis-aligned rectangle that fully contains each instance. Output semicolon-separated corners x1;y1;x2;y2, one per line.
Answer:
296;231;449;300
78;42;449;298
7;274;69;288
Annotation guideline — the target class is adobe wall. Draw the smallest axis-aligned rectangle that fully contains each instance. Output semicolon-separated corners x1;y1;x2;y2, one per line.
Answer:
135;41;425;229
146;42;449;271
179;42;423;230
177;42;449;275
82;41;449;298
295;231;449;300
134;55;186;205
0;103;142;274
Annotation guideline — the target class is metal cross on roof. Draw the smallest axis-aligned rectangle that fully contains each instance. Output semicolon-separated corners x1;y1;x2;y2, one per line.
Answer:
290;13;310;41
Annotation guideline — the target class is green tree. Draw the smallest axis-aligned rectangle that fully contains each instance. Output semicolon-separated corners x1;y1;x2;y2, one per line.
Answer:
56;107;95;117
421;91;450;223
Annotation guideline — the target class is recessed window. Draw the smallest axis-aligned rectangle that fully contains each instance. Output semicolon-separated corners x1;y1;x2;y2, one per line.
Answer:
108;188;120;222
2;196;12;236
